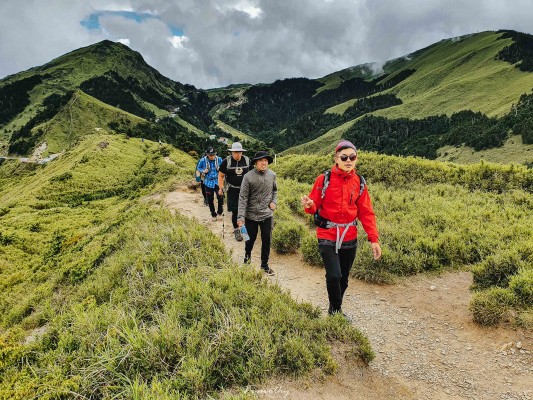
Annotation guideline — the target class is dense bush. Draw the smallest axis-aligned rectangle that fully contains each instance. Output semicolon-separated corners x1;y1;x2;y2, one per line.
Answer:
0;75;45;126
301;233;323;267
272;220;304;254
509;269;533;305
8;91;73;155
470;287;517;325
471;252;523;289
219;71;414;151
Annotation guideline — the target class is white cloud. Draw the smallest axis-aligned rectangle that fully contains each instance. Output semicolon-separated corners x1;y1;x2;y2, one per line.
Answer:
232;1;262;19
117;38;130;45
168;35;188;49
1;0;533;88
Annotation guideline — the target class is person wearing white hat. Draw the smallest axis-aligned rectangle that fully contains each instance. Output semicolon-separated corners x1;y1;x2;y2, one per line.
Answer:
218;142;251;241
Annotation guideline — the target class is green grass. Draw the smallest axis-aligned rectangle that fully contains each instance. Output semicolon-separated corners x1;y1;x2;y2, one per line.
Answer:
38;90;145;155
0;134;373;398
173;115;207;137
215;119;255;141
0;134;192;327
376;32;533;119
436;135;533;165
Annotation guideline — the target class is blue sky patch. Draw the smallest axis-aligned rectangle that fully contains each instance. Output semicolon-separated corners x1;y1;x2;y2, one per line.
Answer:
80;10;183;36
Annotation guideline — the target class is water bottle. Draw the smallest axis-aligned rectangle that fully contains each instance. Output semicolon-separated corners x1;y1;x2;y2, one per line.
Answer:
240;225;250;241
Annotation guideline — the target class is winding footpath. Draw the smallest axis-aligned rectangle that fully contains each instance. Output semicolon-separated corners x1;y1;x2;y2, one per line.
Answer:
163;187;532;400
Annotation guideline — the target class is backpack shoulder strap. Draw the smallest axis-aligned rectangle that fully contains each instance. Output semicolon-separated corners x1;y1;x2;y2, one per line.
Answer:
320;170;331;199
243;155;250;169
357;174;366;196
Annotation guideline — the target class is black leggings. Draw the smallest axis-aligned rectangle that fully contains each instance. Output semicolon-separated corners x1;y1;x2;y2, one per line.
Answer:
245;217;273;269
318;242;357;313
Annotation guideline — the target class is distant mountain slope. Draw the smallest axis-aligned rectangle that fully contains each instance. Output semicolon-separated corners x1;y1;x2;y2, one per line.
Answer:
0;40;214;156
215;30;533;164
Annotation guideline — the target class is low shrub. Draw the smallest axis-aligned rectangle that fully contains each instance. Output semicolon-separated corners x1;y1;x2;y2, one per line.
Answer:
471;252;522;289
301;233;322;267
516;309;533;329
470;287;517;325
509;269;533;305
272;220;304;254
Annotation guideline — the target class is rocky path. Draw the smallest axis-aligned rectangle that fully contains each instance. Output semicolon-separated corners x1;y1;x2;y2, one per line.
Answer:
163;187;532;400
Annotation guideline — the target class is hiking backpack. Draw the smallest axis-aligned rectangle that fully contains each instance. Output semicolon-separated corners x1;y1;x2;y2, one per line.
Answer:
223;155;250;189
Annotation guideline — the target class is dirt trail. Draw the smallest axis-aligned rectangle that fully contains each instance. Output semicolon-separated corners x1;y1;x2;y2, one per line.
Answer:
163;187;532;400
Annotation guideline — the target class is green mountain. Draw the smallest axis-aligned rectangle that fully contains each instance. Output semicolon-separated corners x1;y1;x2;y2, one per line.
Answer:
4;31;533;164
213;30;533;164
0;40;226;158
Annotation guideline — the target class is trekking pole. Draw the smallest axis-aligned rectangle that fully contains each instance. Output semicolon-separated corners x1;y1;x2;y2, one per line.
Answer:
221;191;226;239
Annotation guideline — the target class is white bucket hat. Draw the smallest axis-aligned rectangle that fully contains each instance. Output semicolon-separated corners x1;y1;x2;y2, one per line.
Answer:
227;142;246;152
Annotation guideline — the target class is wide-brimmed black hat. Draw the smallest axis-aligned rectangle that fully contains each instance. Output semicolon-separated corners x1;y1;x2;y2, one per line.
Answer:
251;151;273;164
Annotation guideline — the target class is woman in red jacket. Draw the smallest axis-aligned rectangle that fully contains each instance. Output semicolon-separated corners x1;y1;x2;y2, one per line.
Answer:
301;140;382;317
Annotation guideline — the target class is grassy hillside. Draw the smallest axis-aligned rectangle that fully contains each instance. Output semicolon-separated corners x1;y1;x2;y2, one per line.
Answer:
38;90;145;156
0;135;372;398
0;41;214;157
373;32;533;119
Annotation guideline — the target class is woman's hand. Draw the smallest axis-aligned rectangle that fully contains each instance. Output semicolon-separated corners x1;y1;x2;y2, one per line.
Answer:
371;242;382;260
301;195;314;209
269;202;276;211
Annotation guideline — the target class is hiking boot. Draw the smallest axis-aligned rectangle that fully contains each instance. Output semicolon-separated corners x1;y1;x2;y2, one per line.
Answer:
234;228;243;242
243;254;251;264
211;215;217;222
261;266;275;276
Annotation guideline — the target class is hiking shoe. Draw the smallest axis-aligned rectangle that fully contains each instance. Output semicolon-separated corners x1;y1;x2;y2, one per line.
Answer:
211;215;217;222
234;228;243;242
261;266;275;276
243;254;251;264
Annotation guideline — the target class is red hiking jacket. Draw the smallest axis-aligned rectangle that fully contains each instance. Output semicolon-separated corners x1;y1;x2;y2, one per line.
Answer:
304;165;379;243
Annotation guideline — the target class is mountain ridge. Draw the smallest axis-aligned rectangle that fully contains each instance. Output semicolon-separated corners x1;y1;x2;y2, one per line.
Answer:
2;30;533;164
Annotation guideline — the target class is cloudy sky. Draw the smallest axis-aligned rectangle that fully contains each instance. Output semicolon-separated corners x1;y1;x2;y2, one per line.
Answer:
1;0;533;89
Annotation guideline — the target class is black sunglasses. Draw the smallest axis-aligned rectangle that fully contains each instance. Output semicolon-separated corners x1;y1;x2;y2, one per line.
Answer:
338;154;357;162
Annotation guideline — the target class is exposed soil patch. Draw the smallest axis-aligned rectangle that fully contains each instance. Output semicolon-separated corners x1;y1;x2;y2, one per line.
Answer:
164;186;532;400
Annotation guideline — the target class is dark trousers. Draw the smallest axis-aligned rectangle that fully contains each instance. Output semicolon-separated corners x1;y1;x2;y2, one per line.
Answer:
200;181;207;202
205;185;223;217
318;243;357;313
226;188;240;229
245;217;273;268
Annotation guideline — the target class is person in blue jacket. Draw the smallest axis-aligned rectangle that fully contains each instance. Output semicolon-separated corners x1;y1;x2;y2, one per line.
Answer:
197;147;224;221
